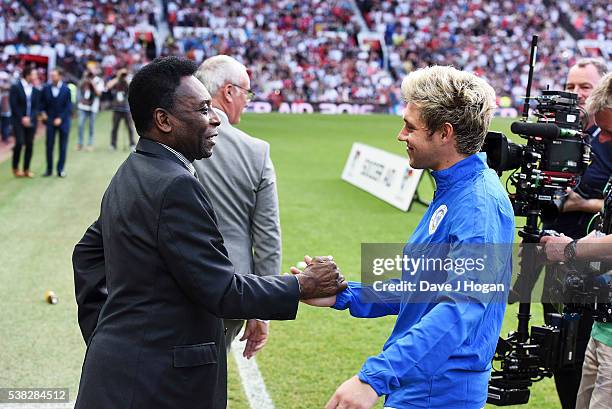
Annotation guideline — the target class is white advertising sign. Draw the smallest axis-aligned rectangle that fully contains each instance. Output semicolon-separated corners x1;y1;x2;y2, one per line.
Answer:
341;142;424;211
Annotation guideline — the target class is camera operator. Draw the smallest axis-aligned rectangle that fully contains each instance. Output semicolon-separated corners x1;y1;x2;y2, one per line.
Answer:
539;58;610;409
106;68;135;151
541;72;612;409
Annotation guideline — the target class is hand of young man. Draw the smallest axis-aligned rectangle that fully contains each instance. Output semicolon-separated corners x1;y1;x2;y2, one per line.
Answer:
324;376;379;409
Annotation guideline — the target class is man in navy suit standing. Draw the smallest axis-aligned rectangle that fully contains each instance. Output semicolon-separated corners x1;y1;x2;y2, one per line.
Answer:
41;68;72;177
9;66;41;178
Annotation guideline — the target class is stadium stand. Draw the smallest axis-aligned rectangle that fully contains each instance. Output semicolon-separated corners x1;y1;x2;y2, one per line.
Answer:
162;0;396;106
0;0;609;111
560;0;610;40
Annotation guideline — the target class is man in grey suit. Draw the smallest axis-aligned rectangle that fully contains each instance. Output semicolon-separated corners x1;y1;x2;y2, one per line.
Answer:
194;55;279;359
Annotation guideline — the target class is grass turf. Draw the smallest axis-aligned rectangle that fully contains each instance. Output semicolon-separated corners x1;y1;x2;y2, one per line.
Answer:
0;112;558;408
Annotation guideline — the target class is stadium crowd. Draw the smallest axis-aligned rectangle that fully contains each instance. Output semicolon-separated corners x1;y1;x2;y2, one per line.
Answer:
357;0;608;108
1;0;160;78
162;0;397;106
561;0;610;41
0;0;609;114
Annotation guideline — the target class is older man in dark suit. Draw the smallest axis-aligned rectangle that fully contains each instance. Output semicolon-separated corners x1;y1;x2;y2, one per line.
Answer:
72;56;345;409
41;68;72;177
9;66;41;177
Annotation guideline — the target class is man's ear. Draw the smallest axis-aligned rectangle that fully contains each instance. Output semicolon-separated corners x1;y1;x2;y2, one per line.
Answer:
153;108;172;133
440;122;454;143
222;83;233;103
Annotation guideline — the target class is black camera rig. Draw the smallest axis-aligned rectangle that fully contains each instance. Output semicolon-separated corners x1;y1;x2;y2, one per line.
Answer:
482;91;591;224
481;35;610;406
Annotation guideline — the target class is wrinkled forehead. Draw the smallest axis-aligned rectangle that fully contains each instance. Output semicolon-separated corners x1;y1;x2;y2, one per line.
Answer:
567;64;601;85
177;75;211;106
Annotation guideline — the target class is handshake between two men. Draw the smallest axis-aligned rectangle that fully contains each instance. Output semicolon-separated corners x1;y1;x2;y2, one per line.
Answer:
292;255;347;301
291;255;345;307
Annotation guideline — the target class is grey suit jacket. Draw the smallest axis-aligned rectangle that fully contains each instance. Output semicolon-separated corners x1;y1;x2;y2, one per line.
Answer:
194;108;281;278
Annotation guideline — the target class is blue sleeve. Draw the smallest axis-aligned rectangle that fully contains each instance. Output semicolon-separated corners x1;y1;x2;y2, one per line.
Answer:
358;293;486;394
332;281;401;318
359;187;514;395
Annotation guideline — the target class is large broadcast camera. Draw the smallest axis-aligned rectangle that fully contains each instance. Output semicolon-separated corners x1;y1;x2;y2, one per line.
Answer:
483;90;591;224
480;35;606;406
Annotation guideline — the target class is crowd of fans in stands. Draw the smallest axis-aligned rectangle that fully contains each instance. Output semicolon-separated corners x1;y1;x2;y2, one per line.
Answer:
1;0;160;79
358;0;608;108
0;0;609;110
161;0;397;106
561;0;610;40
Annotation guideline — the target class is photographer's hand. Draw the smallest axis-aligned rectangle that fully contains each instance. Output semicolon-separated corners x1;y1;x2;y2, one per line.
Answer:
540;234;572;262
561;188;603;213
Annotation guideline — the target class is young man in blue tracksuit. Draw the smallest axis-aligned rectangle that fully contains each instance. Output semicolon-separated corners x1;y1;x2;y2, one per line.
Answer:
300;66;515;409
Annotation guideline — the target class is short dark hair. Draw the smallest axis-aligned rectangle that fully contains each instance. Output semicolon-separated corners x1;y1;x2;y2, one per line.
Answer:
52;67;64;77
128;56;198;135
22;66;34;78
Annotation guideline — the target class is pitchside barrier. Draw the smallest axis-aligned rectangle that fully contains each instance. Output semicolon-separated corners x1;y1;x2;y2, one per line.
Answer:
341;142;424;211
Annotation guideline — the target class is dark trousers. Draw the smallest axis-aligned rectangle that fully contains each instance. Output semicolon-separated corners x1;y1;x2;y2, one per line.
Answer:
1;115;10;141
12;122;35;171
111;111;134;148
46;125;70;174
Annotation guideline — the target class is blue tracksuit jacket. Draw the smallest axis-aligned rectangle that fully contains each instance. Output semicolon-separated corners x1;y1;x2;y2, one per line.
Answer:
333;153;515;408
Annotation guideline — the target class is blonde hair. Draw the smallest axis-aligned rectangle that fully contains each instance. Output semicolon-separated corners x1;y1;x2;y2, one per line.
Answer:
401;66;497;154
585;72;612;116
195;55;247;97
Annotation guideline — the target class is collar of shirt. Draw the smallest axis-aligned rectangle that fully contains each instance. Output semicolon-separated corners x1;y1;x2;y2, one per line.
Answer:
51;81;63;97
587;124;601;139
431;152;488;191
156;142;196;177
20;79;32;97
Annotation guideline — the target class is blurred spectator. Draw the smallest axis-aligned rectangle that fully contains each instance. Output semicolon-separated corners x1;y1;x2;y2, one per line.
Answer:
41;67;72;177
106;68;135;151
76;68;104;151
9;65;40;178
0;70;11;143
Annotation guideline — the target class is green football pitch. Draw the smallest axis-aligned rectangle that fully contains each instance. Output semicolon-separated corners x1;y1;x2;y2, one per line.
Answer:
0;112;560;408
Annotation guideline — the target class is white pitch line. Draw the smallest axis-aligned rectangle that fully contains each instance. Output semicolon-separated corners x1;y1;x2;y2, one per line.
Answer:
231;338;275;409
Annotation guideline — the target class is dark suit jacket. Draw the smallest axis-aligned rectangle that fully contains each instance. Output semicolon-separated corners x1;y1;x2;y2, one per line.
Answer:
9;80;41;128
41;83;72;132
73;138;299;409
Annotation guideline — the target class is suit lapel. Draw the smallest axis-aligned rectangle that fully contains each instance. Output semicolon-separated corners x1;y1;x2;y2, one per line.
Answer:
17;81;26;101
